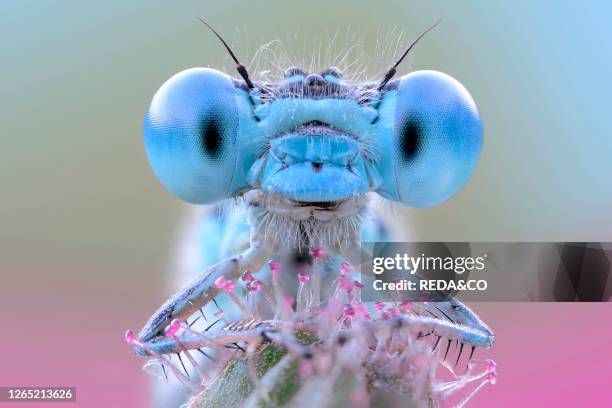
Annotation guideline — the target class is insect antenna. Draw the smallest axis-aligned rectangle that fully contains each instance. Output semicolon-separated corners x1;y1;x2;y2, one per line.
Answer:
197;17;255;89
376;18;442;91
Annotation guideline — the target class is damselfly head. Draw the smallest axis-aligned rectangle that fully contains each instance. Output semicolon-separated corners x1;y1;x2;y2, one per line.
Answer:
143;20;482;210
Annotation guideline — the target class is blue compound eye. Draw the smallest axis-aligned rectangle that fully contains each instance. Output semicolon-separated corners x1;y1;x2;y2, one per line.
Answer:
144;68;242;204
376;70;483;207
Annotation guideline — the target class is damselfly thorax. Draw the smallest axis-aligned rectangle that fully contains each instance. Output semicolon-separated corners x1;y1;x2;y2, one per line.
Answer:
246;189;369;249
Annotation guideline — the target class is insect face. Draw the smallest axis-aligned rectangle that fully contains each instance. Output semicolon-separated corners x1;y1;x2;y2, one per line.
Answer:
143;20;482;209
248;67;376;204
144;66;482;208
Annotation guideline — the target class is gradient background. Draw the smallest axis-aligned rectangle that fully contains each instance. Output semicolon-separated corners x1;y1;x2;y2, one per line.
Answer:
1;0;611;407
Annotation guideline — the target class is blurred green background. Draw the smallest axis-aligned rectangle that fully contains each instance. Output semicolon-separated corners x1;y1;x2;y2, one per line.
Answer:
1;1;611;406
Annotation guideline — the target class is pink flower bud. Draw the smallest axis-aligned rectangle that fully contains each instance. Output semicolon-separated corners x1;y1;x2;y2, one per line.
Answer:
399;301;412;311
297;272;310;284
248;280;263;293
354;302;368;317
343;304;355;317
124;330;136;345
223;280;235;292
215;276;235;292
214;276;227;289
268;260;281;274
339;276;353;292
309;247;325;259
165;319;181;337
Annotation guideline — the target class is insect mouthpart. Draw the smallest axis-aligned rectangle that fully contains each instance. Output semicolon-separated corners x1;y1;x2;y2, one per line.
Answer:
290;199;344;210
271;121;352;140
293;120;346;136
261;124;369;203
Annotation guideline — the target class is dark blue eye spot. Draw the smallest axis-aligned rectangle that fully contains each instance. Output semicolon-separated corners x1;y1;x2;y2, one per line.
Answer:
397;116;424;163
198;114;224;161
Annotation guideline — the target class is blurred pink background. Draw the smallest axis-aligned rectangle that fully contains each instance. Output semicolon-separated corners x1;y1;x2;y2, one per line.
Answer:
3;280;611;407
